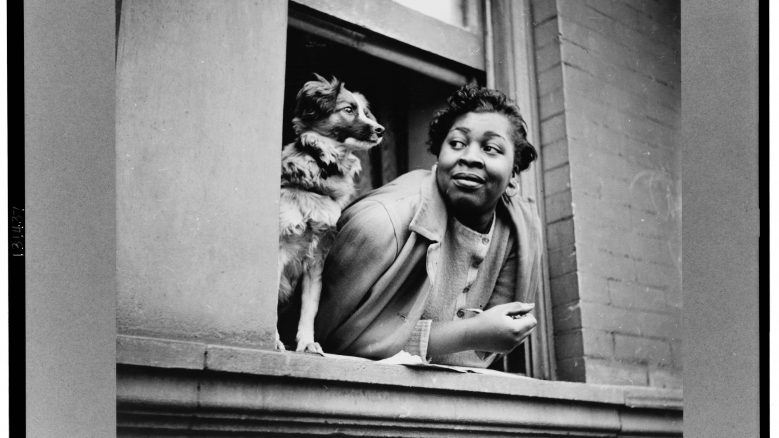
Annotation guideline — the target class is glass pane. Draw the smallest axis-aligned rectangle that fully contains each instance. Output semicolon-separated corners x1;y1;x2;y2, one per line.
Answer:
392;0;482;32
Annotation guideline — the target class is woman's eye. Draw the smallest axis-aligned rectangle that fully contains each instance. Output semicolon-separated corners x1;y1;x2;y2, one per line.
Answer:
483;144;502;154
449;140;466;149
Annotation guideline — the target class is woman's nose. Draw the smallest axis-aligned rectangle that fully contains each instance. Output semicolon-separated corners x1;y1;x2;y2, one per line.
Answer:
458;143;484;167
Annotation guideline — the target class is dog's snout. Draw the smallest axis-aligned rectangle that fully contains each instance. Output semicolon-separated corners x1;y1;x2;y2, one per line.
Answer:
374;125;385;136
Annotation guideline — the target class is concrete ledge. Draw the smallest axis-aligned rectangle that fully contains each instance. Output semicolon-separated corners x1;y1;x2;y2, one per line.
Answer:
117;335;682;437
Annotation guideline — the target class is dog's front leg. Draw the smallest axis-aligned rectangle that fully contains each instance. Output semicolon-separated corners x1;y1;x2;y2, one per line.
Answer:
296;264;324;354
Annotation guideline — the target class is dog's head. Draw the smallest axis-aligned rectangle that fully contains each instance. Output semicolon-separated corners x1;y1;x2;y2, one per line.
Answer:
292;74;384;151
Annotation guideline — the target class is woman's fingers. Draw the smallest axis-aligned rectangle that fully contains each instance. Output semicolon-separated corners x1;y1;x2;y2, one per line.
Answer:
494;301;535;317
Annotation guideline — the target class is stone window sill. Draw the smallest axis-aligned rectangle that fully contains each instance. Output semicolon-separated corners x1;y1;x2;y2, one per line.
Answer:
117;334;682;436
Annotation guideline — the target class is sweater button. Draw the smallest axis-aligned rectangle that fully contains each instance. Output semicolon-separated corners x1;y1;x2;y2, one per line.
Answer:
456;309;465;318
462;286;470;293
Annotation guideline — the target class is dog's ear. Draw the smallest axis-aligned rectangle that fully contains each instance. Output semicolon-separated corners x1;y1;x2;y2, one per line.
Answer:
313;72;329;83
294;74;343;127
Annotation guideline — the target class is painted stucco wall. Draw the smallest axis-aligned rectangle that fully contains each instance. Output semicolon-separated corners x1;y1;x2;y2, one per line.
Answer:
115;0;287;348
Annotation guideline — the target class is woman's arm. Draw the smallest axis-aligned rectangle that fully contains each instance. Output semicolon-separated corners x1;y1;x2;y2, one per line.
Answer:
426;302;537;357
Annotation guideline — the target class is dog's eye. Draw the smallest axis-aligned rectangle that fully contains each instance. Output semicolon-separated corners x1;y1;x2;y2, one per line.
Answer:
341;107;354;114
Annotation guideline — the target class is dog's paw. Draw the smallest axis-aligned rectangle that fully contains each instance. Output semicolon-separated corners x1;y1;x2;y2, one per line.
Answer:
274;331;286;351
299;132;321;149
296;340;324;355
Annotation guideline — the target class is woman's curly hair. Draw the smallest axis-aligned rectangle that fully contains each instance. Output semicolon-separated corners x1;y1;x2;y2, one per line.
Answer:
428;84;537;172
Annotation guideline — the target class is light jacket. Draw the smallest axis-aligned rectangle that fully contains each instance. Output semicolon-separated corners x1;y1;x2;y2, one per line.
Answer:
315;169;543;364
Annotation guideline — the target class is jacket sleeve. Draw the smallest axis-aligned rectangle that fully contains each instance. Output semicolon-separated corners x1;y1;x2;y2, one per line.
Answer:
315;200;400;350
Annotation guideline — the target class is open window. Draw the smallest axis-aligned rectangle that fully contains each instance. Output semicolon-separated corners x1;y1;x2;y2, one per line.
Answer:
282;0;553;378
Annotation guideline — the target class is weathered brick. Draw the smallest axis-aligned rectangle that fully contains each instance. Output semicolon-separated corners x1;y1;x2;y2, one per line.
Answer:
540;138;568;171
565;108;677;171
584;0;639;31
564;66;651;118
571;0;673;63
537;66;564;97
554;330;584;360
556;18;678;86
584;358;648;386
634;259;680;290
547;244;577;278
556;357;586;382
544;189;573;224
665;286;682;309
576;244;638;282
550;271;580;307
578;301;681;339
535;43;562;76
545;216;575;249
572;191;633;231
614;334;672;366
534;15;560;49
608;279;668;313
543;163;570;196
577;271;611;304
564;90;678;149
561;38;678;104
570;11;675;80
575;222;633;260
531;0;558;26
648;366;682;389
540;113;567;144
629;208;668;237
628;232;680;267
581;328;615;359
552;302;582;333
555;328;614;360
538;87;565;120
563;86;675;152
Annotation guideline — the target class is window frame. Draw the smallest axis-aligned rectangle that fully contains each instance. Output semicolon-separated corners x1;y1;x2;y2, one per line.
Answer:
288;0;555;379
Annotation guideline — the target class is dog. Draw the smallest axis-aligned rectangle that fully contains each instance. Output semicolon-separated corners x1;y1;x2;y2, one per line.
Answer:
277;74;384;353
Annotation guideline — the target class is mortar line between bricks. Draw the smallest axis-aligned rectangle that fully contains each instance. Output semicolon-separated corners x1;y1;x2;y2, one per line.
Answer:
542;161;569;173
563;80;679;131
532;14;558;29
557;14;679;83
539;109;565;124
569;112;678;152
550;299;682;320
560;60;680;126
545;214;574;226
536;61;563;78
582;3;679;48
557;35;678;92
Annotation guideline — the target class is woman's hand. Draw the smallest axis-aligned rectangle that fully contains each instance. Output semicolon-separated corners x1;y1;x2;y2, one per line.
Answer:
464;302;537;353
427;301;537;357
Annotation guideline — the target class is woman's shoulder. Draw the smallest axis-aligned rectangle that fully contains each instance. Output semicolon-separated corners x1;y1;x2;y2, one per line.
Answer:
341;169;430;226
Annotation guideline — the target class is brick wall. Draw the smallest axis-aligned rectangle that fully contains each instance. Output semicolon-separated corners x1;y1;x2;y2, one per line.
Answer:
531;0;681;388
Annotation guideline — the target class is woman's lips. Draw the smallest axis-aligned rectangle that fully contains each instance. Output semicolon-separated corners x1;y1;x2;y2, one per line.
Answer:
451;172;485;190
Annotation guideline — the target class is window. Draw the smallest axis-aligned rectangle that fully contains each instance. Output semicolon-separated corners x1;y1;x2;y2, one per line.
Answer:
283;0;554;378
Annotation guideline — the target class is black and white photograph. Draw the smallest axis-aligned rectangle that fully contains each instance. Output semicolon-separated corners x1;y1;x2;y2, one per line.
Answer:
20;0;761;436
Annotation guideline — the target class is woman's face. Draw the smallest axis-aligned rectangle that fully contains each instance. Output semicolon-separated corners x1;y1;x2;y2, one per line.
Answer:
435;112;516;230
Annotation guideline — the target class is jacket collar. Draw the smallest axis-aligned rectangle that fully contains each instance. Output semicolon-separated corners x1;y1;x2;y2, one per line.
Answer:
408;167;519;244
408;168;448;242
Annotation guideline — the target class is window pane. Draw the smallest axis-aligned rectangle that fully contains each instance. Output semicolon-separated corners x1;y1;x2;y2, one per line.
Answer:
392;0;482;32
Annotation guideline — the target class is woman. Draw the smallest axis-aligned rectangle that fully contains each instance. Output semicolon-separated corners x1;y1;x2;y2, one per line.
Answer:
314;84;543;367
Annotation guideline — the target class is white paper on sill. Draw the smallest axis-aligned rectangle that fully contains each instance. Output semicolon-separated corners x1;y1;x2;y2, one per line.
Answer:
320;350;529;377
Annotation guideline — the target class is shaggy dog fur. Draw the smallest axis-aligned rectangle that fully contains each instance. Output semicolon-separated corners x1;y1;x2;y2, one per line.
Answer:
277;74;384;352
